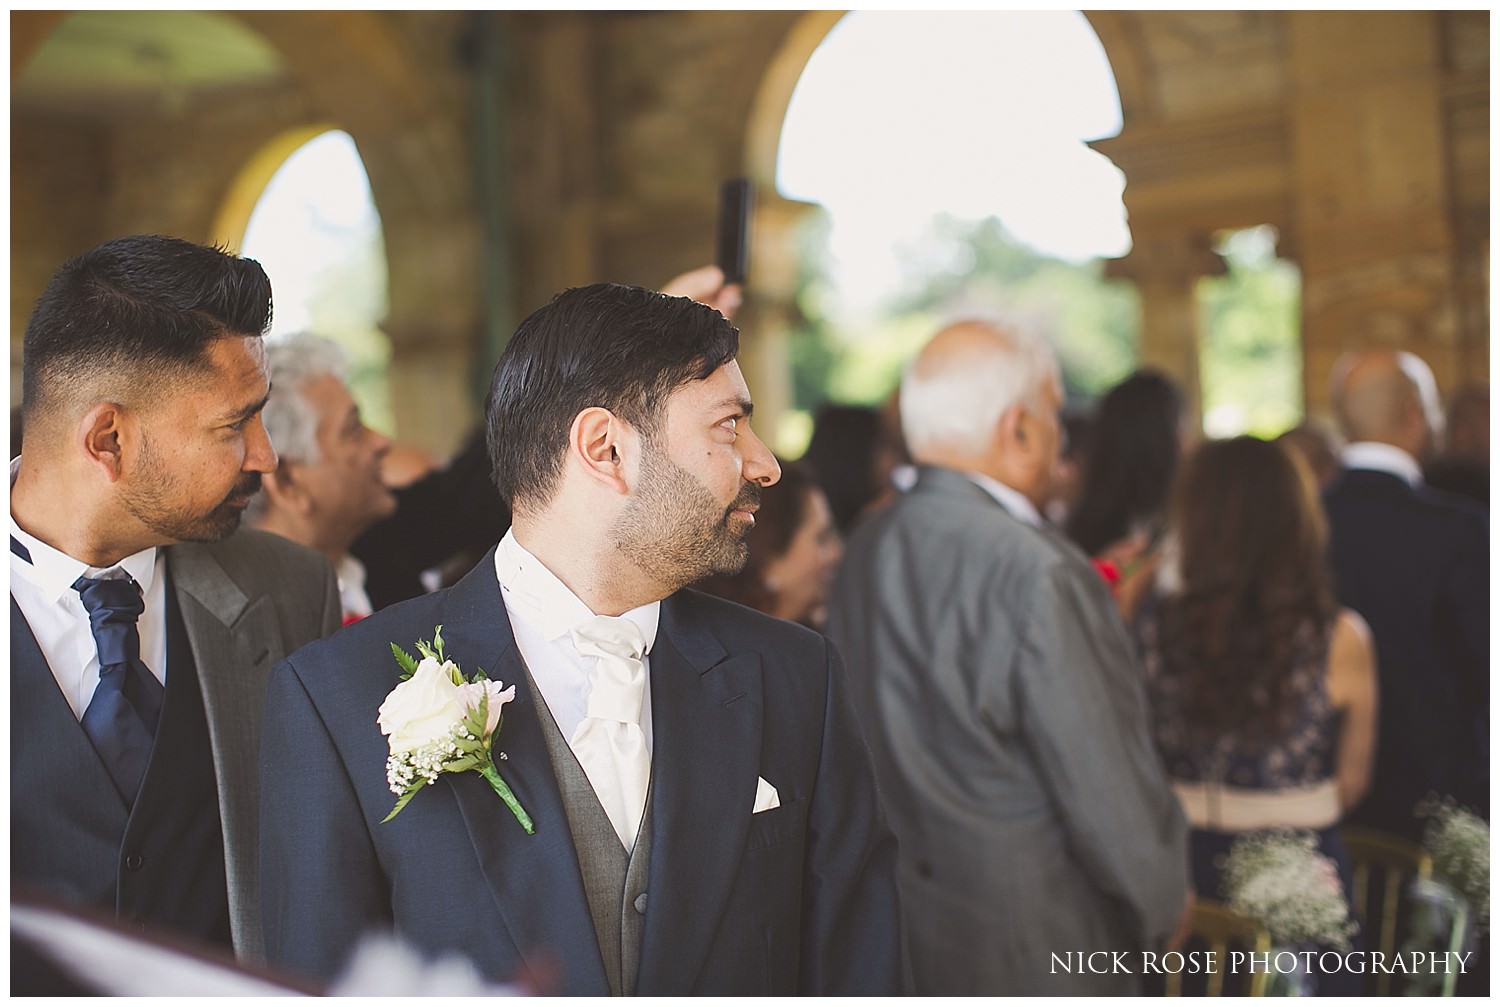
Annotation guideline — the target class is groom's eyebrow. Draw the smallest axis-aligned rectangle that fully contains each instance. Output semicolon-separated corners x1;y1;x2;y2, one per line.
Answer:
709;395;754;419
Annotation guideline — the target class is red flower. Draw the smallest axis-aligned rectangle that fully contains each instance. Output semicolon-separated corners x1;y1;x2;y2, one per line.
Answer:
1092;558;1121;591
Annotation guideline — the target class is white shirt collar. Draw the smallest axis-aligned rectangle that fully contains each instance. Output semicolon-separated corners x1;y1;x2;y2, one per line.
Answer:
962;470;1044;528
493;529;660;653
10;457;159;604
1341;442;1423;488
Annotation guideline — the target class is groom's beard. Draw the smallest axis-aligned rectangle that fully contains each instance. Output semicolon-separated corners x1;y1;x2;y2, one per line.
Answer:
614;451;761;592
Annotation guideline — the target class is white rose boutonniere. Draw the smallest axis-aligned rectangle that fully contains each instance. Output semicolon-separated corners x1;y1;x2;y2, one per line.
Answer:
376;625;534;833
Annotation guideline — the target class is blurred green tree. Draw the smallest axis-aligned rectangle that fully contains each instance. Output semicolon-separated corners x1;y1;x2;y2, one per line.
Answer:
1197;226;1302;437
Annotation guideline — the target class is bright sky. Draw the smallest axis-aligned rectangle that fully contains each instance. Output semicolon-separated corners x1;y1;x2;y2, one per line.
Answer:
240;130;380;338
777;11;1128;315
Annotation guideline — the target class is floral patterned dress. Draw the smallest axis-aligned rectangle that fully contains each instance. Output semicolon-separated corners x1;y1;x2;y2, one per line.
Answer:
1131;588;1352;906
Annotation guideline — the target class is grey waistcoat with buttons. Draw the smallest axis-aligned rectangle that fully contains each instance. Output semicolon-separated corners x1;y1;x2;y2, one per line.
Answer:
528;666;653;996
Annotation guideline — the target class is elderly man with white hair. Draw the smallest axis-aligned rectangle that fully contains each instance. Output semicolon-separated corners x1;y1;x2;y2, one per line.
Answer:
250;334;397;623
826;319;1190;996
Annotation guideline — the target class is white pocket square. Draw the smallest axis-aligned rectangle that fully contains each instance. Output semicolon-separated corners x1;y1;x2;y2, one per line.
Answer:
752;776;780;814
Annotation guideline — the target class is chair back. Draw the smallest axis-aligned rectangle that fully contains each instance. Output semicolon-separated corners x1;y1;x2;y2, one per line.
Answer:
1342;826;1434;996
1164;899;1271;996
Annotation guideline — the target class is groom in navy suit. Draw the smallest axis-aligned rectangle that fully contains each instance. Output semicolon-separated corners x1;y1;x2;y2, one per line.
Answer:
259;283;904;993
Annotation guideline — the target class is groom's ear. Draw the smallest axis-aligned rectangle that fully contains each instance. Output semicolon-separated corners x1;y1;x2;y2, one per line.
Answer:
569;407;633;496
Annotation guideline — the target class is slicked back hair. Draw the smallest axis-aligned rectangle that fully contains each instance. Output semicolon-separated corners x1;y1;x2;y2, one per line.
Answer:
22;234;273;424
486;283;739;514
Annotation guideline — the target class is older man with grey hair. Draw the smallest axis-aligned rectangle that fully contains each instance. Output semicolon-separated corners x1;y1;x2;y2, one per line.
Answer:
826;319;1190;995
250;333;396;622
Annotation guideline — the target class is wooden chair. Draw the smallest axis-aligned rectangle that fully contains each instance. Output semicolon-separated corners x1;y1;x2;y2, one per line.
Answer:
1342;826;1434;996
1164;899;1271;996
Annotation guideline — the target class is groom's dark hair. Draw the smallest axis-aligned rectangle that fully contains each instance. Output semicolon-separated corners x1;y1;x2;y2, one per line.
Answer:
485;282;739;514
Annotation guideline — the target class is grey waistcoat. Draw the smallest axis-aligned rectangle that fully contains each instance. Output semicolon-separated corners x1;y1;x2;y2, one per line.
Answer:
528;667;653;996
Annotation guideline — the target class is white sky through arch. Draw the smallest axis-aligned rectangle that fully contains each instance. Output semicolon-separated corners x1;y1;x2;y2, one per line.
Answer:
777;11;1130;316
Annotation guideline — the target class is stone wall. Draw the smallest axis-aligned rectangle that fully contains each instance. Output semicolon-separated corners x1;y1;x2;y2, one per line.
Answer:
10;10;1489;452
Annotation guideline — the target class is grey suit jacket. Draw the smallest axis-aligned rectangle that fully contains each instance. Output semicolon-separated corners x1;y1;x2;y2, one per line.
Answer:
826;466;1187;995
163;530;341;956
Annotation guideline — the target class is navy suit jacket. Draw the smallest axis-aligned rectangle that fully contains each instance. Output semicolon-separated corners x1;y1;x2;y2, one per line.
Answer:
11;529;340;957
1323;467;1489;837
259;551;904;994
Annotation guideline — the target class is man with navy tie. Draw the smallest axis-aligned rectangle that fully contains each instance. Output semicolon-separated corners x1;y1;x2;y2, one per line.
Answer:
10;235;340;961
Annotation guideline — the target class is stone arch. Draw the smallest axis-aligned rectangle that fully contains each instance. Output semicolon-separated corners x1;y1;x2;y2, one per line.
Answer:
736;11;1144;442
210;123;336;250
743;11;846;191
745;11;1139;194
11;11;481;455
224;12;482;455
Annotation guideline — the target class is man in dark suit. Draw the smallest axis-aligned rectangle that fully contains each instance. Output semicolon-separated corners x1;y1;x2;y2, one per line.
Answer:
10;235;342;963
827;320;1190;995
1325;350;1488;839
259;282;903;994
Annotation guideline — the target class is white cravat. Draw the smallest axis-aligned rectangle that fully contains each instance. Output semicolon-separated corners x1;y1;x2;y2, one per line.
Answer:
569;615;651;851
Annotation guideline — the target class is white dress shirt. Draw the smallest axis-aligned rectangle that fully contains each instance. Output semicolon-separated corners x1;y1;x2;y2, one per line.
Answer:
1341;441;1424;488
335;553;374;622
9;470;168;720
963;470;1044;528
493;529;658;755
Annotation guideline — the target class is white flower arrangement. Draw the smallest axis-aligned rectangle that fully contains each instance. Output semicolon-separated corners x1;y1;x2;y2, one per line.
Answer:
1418;797;1489;934
1221;830;1356;950
376;625;533;833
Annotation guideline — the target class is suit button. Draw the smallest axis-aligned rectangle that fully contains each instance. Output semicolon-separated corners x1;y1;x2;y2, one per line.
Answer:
124;854;144;871
633;893;648;915
916;861;933;879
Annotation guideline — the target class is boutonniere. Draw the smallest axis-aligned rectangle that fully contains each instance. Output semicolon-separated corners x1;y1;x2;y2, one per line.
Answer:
376;625;535;833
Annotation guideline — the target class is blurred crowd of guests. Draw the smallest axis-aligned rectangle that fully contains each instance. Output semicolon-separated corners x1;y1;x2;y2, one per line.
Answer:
12;236;1487;994
712;336;1486;993
208;318;1491;995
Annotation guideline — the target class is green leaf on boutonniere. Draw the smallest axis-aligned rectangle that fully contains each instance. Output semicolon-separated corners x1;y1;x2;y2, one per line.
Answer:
391;643;419;680
381;783;424;823
444;755;482;773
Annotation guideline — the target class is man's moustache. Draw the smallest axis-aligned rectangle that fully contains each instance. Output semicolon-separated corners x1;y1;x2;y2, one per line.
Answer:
729;483;761;513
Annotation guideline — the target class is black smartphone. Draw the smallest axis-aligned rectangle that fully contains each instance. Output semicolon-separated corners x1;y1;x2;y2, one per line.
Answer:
716;178;753;285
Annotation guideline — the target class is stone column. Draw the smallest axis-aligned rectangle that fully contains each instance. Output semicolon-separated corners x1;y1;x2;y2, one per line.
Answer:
1105;232;1224;430
381;319;480;460
735;194;821;454
1286;12;1462;416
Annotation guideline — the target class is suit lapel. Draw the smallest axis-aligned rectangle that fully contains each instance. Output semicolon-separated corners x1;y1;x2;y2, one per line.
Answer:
436;560;610;994
636;593;765;993
165;545;286;956
167;545;284;787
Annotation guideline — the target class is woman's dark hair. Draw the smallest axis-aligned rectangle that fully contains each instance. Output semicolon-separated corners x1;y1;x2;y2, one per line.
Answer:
802;403;898;535
485;283;738;512
1065;370;1184;555
1156;436;1339;740
694;459;818;613
22;234;273;422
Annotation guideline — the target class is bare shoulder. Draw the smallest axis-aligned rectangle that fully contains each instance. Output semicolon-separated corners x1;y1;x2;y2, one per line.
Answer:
1327;608;1375;706
1331;608;1373;655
